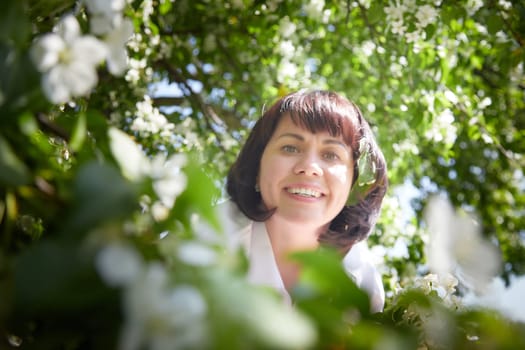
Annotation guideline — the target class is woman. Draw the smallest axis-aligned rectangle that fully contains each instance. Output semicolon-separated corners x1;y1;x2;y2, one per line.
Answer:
222;90;388;312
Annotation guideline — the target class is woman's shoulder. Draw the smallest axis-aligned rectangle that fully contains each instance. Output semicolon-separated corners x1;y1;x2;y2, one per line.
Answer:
214;199;252;231
343;241;385;313
212;198;253;251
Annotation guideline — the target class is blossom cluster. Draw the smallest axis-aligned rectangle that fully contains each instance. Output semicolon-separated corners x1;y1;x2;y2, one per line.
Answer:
424;195;501;293
384;0;439;44
419;89;460;147
389;194;524;339
413;273;461;308
95;243;208;350
109;127;187;220
30;0;134;104
275;17;315;89
418;195;525;325
130;95;176;143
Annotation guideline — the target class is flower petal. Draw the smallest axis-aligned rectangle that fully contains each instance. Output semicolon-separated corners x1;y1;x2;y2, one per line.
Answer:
106;19;134;75
64;61;99;96
72;36;108;65
89;14;115;36
31;34;64;72
55;15;81;44
42;66;71;104
85;0;125;16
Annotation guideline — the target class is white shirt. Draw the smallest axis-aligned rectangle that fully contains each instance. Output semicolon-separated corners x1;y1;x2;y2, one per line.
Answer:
216;200;385;313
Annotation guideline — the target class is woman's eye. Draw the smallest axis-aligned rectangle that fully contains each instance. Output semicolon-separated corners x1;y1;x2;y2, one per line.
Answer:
282;145;298;153
323;152;340;161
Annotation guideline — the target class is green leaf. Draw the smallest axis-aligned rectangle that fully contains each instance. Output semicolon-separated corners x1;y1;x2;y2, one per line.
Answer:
159;0;172;14
13;239;115;315
0;44;43;124
0;134;30;186
62;162;138;235
367;2;384;24
108;127;148;181
69;112;87;152
172;154;221;232
206;269;317;349
357;138;377;187
292;248;370;315
0;0;31;46
289;248;371;344
486;14;504;35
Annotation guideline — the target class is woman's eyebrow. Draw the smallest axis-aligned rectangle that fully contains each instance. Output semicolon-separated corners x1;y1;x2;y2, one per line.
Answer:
323;139;349;150
277;132;304;141
277;133;349;150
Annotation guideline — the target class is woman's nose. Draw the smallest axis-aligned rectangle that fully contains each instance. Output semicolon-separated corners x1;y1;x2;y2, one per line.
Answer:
293;153;323;176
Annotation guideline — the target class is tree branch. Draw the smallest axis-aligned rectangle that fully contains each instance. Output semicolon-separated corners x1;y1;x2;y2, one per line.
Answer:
152;96;186;107
36;113;69;141
157;60;228;152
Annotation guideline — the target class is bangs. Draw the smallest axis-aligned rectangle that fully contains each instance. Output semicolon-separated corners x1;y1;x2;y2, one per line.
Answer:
279;90;361;147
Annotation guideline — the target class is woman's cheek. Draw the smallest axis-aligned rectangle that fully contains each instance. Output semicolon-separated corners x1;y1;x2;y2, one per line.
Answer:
327;164;350;184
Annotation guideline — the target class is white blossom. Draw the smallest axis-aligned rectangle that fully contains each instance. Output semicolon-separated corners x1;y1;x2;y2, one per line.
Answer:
387;237;409;259
277;60;298;83
403;0;417;11
304;0;325;20
95;243;143;287
384;1;406;22
424;196;501;292
85;0;127;35
151;201;170;221
393;139;419;155
465;0;483;16
424;108;458;145
131;95;175;137
405;30;423;43
279;16;296;38
415;5;439;29
125;57;147;84
149;154;187;209
498;0;512;11
479;97;492;109
278;40;295;58
85;0;126;16
31;15;107;104
108;127;149;181
178;241;218;266
141;0;155;23
104;18;134;75
444;90;458;104
321;8;331;23
120;263;207;350
390;20;407;36
108;127;187;208
360;40;376;57
88;14;118;36
390;62;403;78
414;273;459;302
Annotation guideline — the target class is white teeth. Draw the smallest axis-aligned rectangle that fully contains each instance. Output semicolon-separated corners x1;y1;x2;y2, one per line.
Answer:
286;187;321;198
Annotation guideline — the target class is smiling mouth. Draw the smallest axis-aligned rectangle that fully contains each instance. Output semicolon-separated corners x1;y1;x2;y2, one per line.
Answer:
286;187;322;198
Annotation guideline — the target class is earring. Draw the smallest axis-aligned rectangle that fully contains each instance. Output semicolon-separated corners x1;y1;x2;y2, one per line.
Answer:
255;184;260;192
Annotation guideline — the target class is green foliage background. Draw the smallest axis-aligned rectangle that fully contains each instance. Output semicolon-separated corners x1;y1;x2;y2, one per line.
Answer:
0;0;524;349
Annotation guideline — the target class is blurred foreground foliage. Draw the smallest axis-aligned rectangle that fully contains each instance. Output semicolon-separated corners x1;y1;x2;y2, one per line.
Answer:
1;0;524;349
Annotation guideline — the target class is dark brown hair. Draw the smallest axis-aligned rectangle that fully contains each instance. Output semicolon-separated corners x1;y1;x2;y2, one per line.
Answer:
226;90;387;253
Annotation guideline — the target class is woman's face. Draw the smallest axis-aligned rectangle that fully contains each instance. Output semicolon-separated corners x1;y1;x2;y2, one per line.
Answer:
258;114;354;228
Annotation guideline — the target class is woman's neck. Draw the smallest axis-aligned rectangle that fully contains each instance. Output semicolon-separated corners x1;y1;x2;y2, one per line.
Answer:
264;216;327;292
